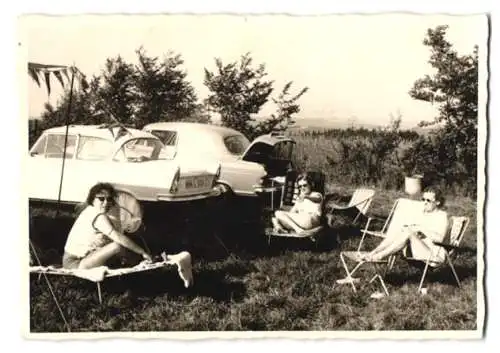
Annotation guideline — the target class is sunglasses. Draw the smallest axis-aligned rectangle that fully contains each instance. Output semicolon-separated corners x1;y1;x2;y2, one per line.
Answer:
96;196;114;203
422;198;435;203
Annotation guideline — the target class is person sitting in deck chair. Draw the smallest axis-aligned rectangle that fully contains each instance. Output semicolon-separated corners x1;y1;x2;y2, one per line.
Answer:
271;172;324;234
360;187;449;263
62;182;152;270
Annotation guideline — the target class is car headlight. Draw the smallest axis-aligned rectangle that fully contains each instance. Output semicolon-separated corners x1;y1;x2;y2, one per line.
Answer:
170;167;181;193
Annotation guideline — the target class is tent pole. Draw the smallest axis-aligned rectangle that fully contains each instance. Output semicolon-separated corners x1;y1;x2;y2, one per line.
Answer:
55;68;76;218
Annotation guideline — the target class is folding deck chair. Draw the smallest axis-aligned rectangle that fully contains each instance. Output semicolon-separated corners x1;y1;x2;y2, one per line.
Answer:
265;171;327;245
402;215;470;292
326;188;375;225
336;197;425;295
29;190;194;305
337;208;471;296
356;197;424;251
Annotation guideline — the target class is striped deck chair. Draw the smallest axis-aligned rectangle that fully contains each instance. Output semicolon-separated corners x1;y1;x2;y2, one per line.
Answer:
265;171;327;245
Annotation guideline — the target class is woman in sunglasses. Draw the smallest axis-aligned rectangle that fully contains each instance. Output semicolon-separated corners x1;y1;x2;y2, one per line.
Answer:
271;172;324;234
62;182;152;269
361;187;449;263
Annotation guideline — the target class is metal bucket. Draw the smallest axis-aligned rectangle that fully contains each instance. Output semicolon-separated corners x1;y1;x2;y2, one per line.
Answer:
404;175;423;196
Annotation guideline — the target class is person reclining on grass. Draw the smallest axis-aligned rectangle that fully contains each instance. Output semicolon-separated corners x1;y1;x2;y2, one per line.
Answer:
62;182;152;270
271;172;323;234
360;187;449;263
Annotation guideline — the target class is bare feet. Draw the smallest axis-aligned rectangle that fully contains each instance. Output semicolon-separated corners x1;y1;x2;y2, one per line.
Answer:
272;218;288;233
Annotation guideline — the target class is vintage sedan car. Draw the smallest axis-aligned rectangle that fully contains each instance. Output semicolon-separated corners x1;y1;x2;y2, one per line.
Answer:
27;124;222;206
142;122;296;200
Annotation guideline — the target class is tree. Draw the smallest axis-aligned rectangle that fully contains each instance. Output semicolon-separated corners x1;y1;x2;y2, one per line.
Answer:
36;50;202;134
204;53;308;139
409;25;478;194
133;48;200;126
204;53;273;138
95;57;137;125
410;26;478;131
254;81;308;136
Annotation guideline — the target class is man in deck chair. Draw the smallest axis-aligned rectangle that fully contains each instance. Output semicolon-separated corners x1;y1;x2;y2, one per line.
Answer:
355;187;449;263
271;172;324;234
62;182;153;270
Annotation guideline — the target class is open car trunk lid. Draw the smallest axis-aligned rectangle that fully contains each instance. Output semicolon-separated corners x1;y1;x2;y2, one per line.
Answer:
241;133;296;177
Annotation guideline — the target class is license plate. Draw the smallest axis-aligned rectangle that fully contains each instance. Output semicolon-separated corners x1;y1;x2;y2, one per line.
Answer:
185;176;209;189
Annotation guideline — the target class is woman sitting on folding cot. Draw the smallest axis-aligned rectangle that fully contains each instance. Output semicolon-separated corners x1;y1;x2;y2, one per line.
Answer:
62;182;152;270
271;172;323;234
361;187;449;263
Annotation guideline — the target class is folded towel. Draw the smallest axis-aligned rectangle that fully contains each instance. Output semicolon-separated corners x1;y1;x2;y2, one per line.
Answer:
73;266;109;282
162;251;194;288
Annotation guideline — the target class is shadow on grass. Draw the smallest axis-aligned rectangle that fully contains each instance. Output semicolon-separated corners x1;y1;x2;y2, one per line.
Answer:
32;257;253;307
385;261;477;288
100;267;248;304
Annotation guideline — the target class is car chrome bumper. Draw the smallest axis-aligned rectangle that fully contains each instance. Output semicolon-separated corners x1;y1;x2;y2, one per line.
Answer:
156;186;222;202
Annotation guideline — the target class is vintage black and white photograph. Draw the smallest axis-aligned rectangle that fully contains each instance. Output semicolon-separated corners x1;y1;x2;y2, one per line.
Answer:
21;12;487;337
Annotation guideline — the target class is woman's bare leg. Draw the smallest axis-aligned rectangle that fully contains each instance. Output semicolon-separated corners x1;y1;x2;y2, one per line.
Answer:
272;216;287;232
275;212;315;233
368;229;414;261
79;242;123;269
365;227;410;258
272;211;289;232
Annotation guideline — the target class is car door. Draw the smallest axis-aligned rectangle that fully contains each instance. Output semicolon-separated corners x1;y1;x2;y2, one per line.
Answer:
59;135;116;203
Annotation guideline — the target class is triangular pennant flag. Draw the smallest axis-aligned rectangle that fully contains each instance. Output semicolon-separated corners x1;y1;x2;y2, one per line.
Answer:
43;72;51;95
28;67;41;87
53;70;65;88
62;68;70;82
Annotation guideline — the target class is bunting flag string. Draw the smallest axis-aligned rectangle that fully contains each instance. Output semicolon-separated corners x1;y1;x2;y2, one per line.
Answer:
28;62;89;95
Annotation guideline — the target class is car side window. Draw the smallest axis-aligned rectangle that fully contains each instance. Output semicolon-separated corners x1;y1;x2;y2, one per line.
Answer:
151;130;178;146
114;138;162;162
149;130;178;160
224;135;250;155
76;136;113;161
31;134;77;158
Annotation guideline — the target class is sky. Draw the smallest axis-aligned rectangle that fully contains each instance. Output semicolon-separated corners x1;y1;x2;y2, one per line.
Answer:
20;13;487;129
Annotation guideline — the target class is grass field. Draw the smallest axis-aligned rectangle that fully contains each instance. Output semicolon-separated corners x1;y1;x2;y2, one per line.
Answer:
29;184;480;333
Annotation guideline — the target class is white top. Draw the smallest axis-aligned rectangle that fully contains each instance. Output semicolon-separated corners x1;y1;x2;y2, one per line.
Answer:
291;192;323;218
64;205;121;258
414;209;449;242
408;209;449;264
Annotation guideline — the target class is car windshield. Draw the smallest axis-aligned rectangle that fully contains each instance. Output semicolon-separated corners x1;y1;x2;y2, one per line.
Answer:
114;138;164;162
30;133;77;158
224;134;250;155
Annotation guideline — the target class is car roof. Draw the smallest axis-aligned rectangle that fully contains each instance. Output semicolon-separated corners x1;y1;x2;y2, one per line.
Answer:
143;122;245;138
43;124;158;141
